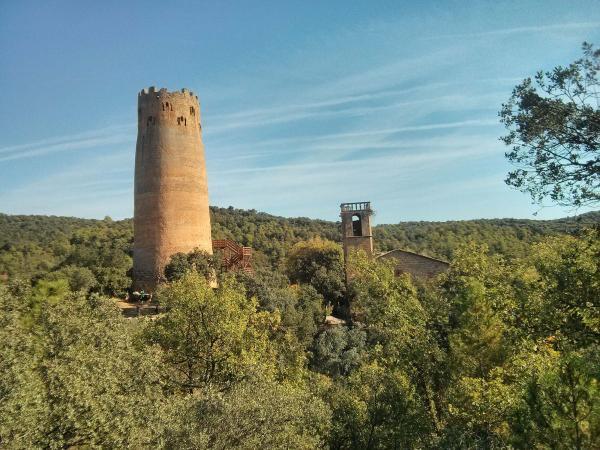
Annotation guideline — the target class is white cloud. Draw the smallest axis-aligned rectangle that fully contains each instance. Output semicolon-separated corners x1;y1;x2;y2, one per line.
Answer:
432;21;600;39
0;150;134;217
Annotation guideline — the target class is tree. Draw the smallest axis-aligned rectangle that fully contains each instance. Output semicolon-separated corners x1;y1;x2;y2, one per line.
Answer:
508;346;600;450
286;238;346;311
311;326;367;377
0;285;167;448
43;265;97;293
163;248;217;282
347;250;427;346
329;362;431;449
516;229;599;350
448;280;507;379
166;380;331;449
444;371;519;448
64;224;133;296
500;42;600;207
146;273;277;392
281;285;327;350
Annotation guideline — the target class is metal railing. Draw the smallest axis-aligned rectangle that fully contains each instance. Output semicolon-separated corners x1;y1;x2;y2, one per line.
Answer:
340;202;371;212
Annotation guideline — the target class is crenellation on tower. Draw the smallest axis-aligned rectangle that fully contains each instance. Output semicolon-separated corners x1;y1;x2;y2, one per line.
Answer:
136;87;202;135
139;86;196;98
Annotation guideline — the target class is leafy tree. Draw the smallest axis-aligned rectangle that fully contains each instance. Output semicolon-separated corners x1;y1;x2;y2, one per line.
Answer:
235;266;291;312
44;265;97;292
507;345;600;450
1;210;597;288
295;285;327;346
525;229;600;348
286;238;346;310
348;250;448;434
347;250;426;346
272;285;326;350
444;370;519;448
63;223;133;296
1;209;600;448
31;278;71;305
146;273;277;392
166;380;331;449
0;274;331;449
441;242;516;333
0;285;167;448
311;326;367;377
329;362;432;449
236;270;325;377
500;42;600;207
163;248;217;282
448;279;507;379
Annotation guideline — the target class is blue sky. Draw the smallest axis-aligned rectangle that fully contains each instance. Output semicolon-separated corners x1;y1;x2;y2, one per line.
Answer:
0;0;599;224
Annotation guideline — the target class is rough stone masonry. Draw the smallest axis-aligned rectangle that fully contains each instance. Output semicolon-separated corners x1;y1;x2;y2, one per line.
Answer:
133;87;212;291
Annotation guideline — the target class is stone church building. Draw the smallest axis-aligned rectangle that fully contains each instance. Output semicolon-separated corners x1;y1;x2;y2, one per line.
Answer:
340;202;449;279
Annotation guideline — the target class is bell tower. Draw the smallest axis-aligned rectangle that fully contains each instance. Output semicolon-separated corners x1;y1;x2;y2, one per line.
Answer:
340;201;373;261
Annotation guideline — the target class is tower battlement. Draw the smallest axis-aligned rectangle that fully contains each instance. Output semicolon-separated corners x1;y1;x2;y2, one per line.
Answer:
139;86;198;99
137;86;201;131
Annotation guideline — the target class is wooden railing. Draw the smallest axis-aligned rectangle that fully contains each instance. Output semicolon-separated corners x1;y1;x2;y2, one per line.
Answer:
212;239;253;273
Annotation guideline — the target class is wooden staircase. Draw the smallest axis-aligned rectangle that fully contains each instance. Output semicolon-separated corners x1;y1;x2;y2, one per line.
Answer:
212;239;253;273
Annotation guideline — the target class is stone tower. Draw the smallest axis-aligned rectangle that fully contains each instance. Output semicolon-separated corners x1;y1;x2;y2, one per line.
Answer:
340;202;373;261
133;87;212;291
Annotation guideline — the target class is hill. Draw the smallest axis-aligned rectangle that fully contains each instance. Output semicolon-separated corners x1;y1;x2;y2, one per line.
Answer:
1;207;598;287
373;210;600;260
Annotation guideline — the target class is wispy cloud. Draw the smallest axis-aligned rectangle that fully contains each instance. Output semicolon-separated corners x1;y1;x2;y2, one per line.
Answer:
205;47;477;135
212;140;498;177
431;21;600;40
0;124;135;162
3;15;574;221
0;150;133;215
208;119;500;166
208;135;506;221
208;82;448;125
206;92;503;136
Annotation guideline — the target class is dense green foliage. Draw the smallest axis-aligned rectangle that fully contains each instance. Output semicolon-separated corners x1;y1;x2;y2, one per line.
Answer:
2;226;597;448
163;249;217;283
286;237;347;313
1;208;597;289
0;276;330;448
1;207;599;448
0;214;132;296
373;211;600;260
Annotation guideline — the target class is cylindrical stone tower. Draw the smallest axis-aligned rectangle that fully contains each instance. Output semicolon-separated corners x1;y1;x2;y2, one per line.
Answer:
133;86;212;291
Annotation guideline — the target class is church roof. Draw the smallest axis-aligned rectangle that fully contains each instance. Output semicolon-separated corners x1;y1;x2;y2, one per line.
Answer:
376;248;449;265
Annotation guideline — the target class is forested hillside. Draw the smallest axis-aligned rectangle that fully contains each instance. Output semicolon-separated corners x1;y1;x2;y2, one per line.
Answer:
1;210;598;448
1;207;598;294
373;211;600;260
